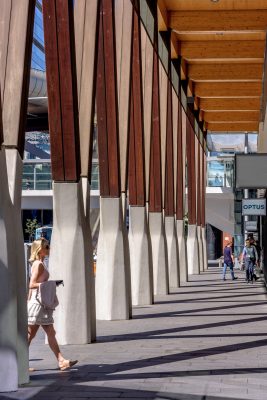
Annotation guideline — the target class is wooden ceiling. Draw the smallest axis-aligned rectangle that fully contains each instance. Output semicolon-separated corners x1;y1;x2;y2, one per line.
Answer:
158;0;267;133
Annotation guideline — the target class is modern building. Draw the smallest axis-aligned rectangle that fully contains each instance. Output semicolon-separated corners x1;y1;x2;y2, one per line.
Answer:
2;0;267;393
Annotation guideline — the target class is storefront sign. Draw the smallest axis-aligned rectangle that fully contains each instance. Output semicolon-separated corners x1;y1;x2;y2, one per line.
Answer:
242;199;266;216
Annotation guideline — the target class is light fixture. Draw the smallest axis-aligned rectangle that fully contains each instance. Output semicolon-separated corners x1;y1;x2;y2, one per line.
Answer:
211;0;220;2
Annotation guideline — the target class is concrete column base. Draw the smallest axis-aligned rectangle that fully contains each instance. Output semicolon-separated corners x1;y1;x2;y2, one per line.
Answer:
165;216;179;288
5;149;29;385
149;212;169;295
0;150;18;392
49;181;93;344
81;178;96;342
129;206;153;305
202;226;208;270
197;225;204;273
121;192;132;318
187;224;200;275
176;220;187;283
95;197;130;320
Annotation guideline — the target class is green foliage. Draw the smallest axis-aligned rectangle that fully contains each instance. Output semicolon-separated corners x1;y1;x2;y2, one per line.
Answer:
25;218;40;242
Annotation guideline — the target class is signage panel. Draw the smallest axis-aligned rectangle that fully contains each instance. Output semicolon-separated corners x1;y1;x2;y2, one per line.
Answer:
235;154;267;189
242;199;266;216
245;221;258;232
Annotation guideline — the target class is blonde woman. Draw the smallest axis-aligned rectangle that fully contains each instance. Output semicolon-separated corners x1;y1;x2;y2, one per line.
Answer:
28;238;77;371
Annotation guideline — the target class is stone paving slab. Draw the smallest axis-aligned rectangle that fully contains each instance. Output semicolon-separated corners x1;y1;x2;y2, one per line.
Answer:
2;266;267;400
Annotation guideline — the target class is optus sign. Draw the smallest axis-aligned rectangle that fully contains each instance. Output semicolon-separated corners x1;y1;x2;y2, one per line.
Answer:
242;199;266;216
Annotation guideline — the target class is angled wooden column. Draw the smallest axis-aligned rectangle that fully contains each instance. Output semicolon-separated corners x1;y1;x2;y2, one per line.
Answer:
186;117;197;225
128;0;153;306
0;0;35;390
95;0;130;320
74;0;99;342
44;0;80;183
75;0;99;179
176;97;188;283
141;20;154;202
43;0;94;345
148;2;168;296
115;0;133;198
186;113;199;275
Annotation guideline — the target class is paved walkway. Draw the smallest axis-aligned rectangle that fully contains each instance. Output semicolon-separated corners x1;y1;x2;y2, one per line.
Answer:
2;265;267;400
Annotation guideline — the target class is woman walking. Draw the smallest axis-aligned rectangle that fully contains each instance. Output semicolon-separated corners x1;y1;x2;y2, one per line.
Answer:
28;238;77;371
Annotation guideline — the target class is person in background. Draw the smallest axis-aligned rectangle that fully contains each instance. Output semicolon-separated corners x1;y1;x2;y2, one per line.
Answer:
254;240;262;265
241;239;258;283
249;237;261;280
222;241;238;281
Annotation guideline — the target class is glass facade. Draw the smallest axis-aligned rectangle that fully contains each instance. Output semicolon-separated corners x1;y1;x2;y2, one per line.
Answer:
22;161;52;190
207;158;234;188
31;1;45;71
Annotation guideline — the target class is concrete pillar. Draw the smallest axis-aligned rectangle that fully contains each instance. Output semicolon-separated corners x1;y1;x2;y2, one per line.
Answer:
81;177;96;342
176;219;187;283
0;150;18;392
202;226;208;270
197;225;204;273
149;212;169;295
165;216;179;288
5;149;29;385
187;224;199;275
121;192;132;318
129;206;153;305
49;181;93;344
95;197;130;320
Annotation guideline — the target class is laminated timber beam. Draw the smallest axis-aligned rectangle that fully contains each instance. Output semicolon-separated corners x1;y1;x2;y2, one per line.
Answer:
165;0;267;11
188;63;263;82
203;111;260;123
194;82;262;98
175;32;266;42
169;10;267;32
157;0;168;31
199;97;261;111
206;122;259;132
180;41;265;61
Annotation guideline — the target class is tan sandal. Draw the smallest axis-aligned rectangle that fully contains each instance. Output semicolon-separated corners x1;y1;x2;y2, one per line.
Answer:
59;360;78;371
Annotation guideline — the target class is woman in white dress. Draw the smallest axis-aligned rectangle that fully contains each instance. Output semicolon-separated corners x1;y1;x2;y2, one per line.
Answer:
28;238;77;371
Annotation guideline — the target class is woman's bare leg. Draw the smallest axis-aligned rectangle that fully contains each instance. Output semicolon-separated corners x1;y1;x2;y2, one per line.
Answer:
28;325;40;345
42;324;64;363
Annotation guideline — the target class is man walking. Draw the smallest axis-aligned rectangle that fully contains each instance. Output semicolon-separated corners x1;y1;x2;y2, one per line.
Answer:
222;241;237;281
242;239;258;283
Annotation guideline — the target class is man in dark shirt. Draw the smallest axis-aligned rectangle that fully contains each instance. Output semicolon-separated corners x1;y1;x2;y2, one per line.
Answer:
222;241;237;281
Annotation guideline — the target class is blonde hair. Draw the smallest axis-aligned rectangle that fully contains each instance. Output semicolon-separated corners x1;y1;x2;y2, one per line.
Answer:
29;238;49;263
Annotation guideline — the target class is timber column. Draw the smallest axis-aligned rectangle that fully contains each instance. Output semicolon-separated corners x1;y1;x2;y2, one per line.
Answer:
43;0;94;344
176;99;188;283
95;0;130;320
164;33;179;289
0;0;35;390
128;0;153;306
197;135;204;272
186;114;200;275
148;3;169;296
202;143;208;270
74;0;100;342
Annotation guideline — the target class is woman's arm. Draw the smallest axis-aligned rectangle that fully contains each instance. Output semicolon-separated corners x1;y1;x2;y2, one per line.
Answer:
29;262;44;289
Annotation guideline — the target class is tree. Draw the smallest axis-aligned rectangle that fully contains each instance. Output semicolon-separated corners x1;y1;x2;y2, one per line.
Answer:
25;218;40;242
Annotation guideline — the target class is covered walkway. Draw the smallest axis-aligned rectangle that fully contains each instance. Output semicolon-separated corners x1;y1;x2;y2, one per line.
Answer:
5;266;267;400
